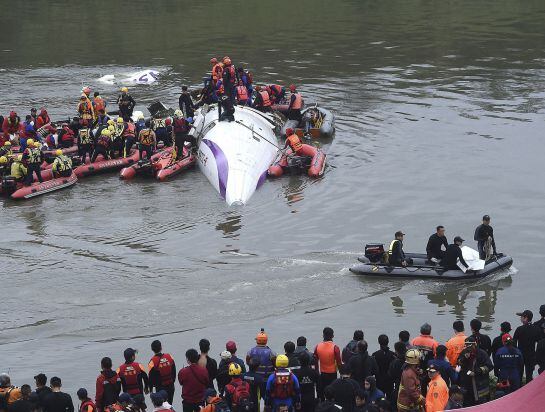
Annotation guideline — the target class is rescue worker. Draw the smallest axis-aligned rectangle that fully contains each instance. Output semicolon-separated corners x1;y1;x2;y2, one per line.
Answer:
151;117;169;147
388;231;413;267
253;86;272;112
474;215;497;260
218;94;235;122
456;337;492;406
123;121;137;158
513;309;541;384
425;226;448;263
292;354;318;412
424;365;448;412
224;363;252;412
95;110;111;130
0;156;10;177
2;111;23;145
117;348;150;397
58;123;75;148
30;107;38;123
173;110;191;158
445;321;467;366
0;141;13;158
268;85;285;105
313;327;342;400
396;349;425;412
246;329;276;390
111;118;126;158
265;355;300;412
78;127;94;164
35;108;51;130
51;149;73;178
0;374;22;411
77;389;96;412
95;357;121;412
210;58;224;87
117;87;136;122
78;94;95;127
286;85;303;122
178;86;195;118
138;122;156;161
135;115;146;138
9;155;27;183
282;128;304;156
93;92;107;115
104;393;133;412
441;237;469;271
236;81;250;106
22;139;43;185
222;57;237;103
493;333;524;393
148;340;176;405
444;386;464;410
91;128;112;162
200;389;225;412
410;323;438;360
237;67;254;107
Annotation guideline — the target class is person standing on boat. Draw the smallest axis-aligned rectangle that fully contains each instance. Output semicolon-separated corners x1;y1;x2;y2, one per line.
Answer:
218;94;235;122
179;86;196;118
222;57;237;104
441;237;469;271
117;87;136;122
236;81;250;106
426;226;448;263
387;231;413;267
51;150;73;178
287;85;303;123
138;121;156;161
474;215;497;260
22;139;43;185
253;86;272;112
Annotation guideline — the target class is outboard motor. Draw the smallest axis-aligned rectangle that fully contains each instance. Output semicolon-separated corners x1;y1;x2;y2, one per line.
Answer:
287;156;311;175
365;243;385;263
1;176;17;194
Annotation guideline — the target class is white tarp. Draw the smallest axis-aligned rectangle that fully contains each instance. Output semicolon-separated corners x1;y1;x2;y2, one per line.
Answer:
457;246;485;272
97;70;160;85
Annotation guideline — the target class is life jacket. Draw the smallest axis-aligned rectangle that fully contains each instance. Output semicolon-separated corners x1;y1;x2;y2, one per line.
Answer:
226;65;236;85
53;155;72;172
212;63;224;82
0;387;22;408
27;147;42;164
79;98;95;120
118;362;144;395
78;128;93;145
286;134;302;153
104;403;124;412
270;85;283;96
228;379;251;407
150;353;175;386
388;240;399;256
315;341;338;374
173;118;190;134
36;114;51;129
10;162;27;179
94;97;106;113
139;129;155;145
152;118;166;130
248;346;274;376
123;122;136;139
290;93;303;110
80;400;96;412
113;124;125;140
236;86;249;101
270;370;295;400
259;91;271;107
7;117;21;131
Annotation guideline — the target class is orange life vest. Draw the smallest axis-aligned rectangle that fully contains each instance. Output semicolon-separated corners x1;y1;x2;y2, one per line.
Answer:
236;86;249;101
123;122;136;138
291;93;303;110
212;63;224;82
259;91;271;107
139;129;155;145
286;134;303;153
94;96;106;113
78;98;94;120
315;341;338;373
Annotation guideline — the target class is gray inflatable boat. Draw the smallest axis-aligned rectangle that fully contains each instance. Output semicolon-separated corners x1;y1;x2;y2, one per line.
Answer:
281;106;335;138
350;251;513;280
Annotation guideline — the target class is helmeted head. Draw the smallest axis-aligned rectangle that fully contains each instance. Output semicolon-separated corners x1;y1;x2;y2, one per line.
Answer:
174;109;183;118
40;108;48;116
228;363;242;376
102;129;112;137
17;154;23;162
107;119;115;126
289;84;296;92
187;117;193;124
34;141;42;148
210;58;218;64
121;87;128;94
165;118;172;126
256;328;268;345
0;156;7;164
80;94;87;100
427;364;439;378
55;149;63;156
285;127;294;136
4;141;11;147
275;354;289;368
82;86;91;96
116;117;124;124
9;111;17;118
26;138;35;146
405;348;421;365
138;114;145;121
108;125;115;133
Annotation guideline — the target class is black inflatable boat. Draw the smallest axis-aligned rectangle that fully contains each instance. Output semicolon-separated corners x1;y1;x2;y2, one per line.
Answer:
349;244;513;280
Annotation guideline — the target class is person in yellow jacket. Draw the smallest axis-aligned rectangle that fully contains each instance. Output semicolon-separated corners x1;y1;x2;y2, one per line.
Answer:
51;149;73;178
10;154;27;182
0;156;10;176
425;365;448;412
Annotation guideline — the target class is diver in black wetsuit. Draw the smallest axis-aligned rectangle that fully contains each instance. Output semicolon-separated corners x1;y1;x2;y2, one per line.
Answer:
474;215;497;260
442;236;469;271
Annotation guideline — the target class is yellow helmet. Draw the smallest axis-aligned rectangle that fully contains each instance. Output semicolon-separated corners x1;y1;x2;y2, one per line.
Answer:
174;109;183;117
4;141;11;146
17;154;23;161
108;125;115;132
276;355;289;368
107;119;115;125
27;138;35;146
121;87;128;93
34;141;42;148
405;348;421;365
101;129;111;137
228;363;242;376
55;149;63;156
116;117;124;124
0;156;7;164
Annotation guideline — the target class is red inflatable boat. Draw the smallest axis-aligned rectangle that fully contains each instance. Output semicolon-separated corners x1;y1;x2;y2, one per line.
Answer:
75;151;140;178
268;144;326;178
10;172;78;200
120;147;195;181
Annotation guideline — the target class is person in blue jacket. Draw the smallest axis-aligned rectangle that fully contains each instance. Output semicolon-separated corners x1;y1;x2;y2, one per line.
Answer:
494;333;524;393
265;355;300;412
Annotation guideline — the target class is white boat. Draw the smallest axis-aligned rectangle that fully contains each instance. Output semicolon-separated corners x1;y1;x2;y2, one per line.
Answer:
191;105;280;205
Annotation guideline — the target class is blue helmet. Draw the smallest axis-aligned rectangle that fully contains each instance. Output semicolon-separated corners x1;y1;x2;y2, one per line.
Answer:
186;117;194;124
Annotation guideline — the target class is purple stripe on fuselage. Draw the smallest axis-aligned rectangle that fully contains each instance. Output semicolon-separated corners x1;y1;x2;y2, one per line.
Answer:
202;139;228;199
256;170;267;189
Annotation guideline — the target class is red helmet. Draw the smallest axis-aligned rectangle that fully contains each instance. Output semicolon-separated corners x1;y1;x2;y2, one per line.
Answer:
210;58;218;64
82;86;92;95
286;127;294;135
289;84;296;92
40;108;48;116
9;111;16;118
165;118;172;126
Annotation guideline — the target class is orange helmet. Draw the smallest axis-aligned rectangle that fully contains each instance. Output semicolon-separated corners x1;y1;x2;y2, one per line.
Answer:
82;86;92;95
256;329;268;345
223;57;232;66
210;58;218;64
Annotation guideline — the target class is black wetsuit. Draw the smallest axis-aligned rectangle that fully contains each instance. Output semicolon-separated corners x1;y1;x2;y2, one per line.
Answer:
474;224;496;259
389;240;412;267
179;92;195;118
513;323;541;383
218;96;235;122
441;244;468;270
426;233;448;261
117;94;136;122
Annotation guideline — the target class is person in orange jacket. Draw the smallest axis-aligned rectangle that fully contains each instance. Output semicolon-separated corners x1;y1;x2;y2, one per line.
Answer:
411;323;439;360
313;327;342;400
425;365;448;412
446;321;467;366
283;128;304;156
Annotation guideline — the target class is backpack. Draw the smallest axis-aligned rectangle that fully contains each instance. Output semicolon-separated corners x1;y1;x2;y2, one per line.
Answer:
231;381;253;412
270;371;295;400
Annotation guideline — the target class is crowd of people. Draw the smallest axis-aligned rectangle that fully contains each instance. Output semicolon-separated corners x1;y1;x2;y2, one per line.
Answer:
2;307;545;412
0;56;309;189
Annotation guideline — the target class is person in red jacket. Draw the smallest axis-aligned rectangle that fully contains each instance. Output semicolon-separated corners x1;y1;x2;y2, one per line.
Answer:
177;349;209;412
117;349;149;397
96;357;121;412
78;388;97;412
35;108;51;130
148;340;176;405
2;111;23;144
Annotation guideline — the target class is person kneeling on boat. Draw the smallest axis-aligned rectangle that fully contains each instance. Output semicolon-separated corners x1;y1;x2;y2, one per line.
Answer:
52;149;73;178
283;128;304;156
91;129;112;162
138;121;156;161
218;94;235;122
9;155;27;183
22;139;44;186
388;231;413;267
441;236;469;271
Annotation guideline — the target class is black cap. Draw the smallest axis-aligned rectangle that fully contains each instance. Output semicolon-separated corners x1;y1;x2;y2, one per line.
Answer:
483;215;490;221
50;377;61;387
34;374;47;385
516;310;533;321
500;321;511;333
395;231;405;237
540;304;545;316
77;388;88;398
454;236;464;243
